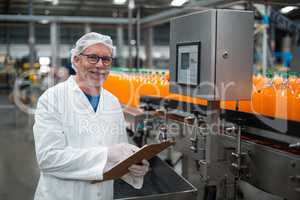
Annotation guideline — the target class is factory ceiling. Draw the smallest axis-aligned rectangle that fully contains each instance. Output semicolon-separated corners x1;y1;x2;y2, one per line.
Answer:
0;0;299;45
0;0;174;17
0;0;299;20
0;0;300;17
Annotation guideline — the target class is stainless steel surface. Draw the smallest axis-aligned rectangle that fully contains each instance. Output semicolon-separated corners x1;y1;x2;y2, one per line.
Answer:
158;112;300;200
170;9;216;99
168;117;236;199
246;126;300;145
169;9;254;101
239;180;284;200
120;100;300;200
215;9;253;100
243;141;300;200
114;157;197;200
205;101;220;163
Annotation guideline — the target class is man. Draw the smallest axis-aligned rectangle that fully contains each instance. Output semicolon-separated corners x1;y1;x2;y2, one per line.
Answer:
33;32;149;200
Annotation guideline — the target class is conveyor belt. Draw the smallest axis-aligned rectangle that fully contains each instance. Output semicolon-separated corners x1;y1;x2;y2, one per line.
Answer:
153;111;300;156
140;96;300;138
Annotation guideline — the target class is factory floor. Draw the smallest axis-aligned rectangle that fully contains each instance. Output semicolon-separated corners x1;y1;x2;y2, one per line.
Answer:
0;94;39;200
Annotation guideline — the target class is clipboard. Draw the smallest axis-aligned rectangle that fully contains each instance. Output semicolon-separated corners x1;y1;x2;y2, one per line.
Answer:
92;140;175;183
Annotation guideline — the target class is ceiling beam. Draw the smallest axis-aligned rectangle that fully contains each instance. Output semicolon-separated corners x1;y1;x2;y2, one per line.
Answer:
0;14;133;24
9;0;128;8
140;0;247;26
140;8;189;26
140;0;300;27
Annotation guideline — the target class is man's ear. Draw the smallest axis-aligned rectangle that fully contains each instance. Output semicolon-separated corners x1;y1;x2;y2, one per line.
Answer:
73;55;80;64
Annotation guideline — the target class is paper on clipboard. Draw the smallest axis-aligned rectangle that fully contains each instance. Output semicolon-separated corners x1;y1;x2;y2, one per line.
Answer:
92;140;175;183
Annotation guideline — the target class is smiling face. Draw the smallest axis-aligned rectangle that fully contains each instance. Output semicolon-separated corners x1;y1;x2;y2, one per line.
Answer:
73;43;112;88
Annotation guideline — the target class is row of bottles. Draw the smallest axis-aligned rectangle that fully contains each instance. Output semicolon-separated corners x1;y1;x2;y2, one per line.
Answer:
103;68;300;122
240;72;300;121
217;72;300;121
103;69;170;108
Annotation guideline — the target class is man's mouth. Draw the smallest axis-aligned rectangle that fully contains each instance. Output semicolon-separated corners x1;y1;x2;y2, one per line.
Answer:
90;71;101;76
89;69;109;76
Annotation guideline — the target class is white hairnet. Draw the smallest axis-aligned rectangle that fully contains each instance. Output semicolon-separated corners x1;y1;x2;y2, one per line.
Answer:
70;32;115;71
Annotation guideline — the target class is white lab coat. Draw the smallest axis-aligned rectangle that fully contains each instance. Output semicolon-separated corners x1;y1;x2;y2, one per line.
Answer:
33;76;131;200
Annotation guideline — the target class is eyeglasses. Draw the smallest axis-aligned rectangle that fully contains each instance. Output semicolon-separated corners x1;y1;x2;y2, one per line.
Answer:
80;54;112;66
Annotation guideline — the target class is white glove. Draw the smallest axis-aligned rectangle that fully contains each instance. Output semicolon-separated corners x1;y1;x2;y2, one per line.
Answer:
128;159;149;177
121;159;149;189
105;143;140;172
121;173;144;189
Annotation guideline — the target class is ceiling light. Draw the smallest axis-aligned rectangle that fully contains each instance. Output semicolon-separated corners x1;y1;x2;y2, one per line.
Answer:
171;0;189;7
43;0;58;5
39;57;50;66
53;0;58;5
39;19;49;24
230;5;245;10
128;0;135;9
113;0;126;5
280;6;298;14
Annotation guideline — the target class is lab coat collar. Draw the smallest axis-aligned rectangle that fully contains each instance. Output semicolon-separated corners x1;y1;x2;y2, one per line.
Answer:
68;75;103;96
68;75;104;114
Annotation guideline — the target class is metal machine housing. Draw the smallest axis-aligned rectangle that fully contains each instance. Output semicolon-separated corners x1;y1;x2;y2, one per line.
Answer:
169;9;254;100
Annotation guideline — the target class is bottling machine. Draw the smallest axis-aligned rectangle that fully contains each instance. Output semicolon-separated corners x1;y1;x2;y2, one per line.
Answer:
113;9;300;200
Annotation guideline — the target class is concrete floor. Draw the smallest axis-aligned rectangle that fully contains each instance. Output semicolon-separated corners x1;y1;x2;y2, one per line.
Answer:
0;94;39;200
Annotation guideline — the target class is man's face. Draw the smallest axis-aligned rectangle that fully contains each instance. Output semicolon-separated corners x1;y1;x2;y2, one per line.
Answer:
74;43;112;87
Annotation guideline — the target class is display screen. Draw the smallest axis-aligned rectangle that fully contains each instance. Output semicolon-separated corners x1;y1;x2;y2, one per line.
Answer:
181;52;190;69
176;42;200;86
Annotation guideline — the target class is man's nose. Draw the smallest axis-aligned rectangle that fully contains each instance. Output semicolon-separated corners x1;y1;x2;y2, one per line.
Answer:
95;59;105;68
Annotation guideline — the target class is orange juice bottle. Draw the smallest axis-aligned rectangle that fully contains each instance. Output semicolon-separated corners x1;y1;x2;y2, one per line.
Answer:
130;73;139;107
103;73;115;95
160;71;169;97
261;73;276;117
274;72;294;120
287;72;298;121
165;70;170;81
239;75;256;113
292;78;300;122
253;73;265;90
250;74;265;114
288;72;298;92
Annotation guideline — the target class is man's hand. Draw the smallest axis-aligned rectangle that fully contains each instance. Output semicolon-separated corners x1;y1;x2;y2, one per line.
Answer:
107;143;139;164
128;159;149;177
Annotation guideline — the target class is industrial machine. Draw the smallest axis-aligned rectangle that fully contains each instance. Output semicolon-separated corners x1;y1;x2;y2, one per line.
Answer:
110;9;300;200
168;9;254;199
